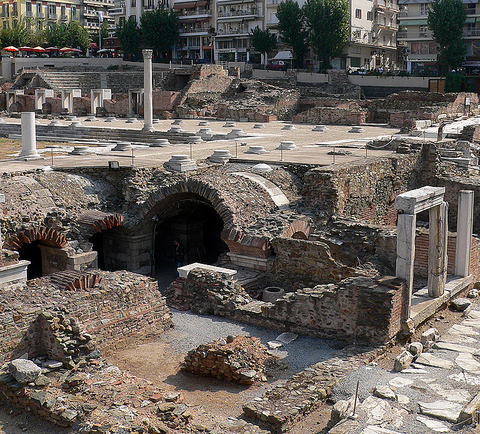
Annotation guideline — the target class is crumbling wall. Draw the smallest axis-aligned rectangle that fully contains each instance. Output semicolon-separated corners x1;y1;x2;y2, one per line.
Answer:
302;153;421;224
292;105;367;125
268;237;357;291
0;270;173;363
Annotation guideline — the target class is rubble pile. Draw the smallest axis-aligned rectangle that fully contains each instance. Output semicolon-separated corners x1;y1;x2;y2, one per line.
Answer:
0;352;192;433
182;335;276;384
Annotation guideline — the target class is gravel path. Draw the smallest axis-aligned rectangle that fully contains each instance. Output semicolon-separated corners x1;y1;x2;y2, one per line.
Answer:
166;308;342;375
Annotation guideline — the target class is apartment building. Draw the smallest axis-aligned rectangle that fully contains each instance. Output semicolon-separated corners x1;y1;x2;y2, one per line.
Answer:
0;0;81;30
339;0;398;71
82;0;115;37
398;0;480;73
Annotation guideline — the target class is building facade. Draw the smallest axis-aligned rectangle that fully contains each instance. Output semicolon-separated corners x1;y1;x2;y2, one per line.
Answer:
398;0;480;73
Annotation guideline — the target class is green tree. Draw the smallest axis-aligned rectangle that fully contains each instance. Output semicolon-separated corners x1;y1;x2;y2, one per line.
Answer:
428;0;466;72
303;0;349;70
44;22;68;48
0;17;31;47
116;16;142;58
66;21;90;52
276;0;308;68
249;26;277;65
140;5;179;59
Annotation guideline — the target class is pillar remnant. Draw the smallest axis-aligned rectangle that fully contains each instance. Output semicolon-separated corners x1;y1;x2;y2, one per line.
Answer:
143;49;154;132
0;193;4;250
395;186;446;318
455;190;474;277
16;112;42;160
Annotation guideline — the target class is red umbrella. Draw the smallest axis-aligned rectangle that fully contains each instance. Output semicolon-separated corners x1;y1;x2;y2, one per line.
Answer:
32;46;45;52
59;47;73;52
70;48;82;53
3;46;19;52
45;46;59;52
19;46;33;52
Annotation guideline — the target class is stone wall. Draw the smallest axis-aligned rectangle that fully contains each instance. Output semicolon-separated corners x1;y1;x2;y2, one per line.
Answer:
0;270;173;364
168;269;406;344
268;238;358;291
292;105;367;125
302;153;422;224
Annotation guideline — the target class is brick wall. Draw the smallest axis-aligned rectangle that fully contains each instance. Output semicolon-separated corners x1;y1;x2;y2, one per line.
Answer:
0;270;173;364
292;106;367;125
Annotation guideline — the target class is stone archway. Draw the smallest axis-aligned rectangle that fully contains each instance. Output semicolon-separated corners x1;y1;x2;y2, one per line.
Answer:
282;220;311;240
78;211;125;270
4;226;68;279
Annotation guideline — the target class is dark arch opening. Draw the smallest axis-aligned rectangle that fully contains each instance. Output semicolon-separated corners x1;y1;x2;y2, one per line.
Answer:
292;231;308;240
18;241;43;279
89;232;106;270
153;193;229;275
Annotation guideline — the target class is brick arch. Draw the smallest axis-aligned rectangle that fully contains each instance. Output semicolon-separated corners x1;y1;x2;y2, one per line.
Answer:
281;220;311;240
125;178;236;229
77;211;125;237
4;226;68;251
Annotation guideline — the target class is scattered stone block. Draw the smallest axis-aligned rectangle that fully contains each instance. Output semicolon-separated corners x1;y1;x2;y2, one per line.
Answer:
246;145;268;154
313;125;328;132
112;141;133;151
276;141;297;150
9;359;42;383
281;124;295;130
373;386;396;401
70;146;94;155
451;298;472;312
330;396;356;426
253;123;265;129
468;288;479;298
418;400;463;423
150;139;170;147
207;150;232;164
168;125;185;133
421;327;439;345
164;155;197;172
394;350;413;372
348;126;364;133
408;342;423;356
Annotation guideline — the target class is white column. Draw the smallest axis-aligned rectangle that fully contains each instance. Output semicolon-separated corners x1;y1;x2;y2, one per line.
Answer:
455;190;474;277
143;49;154;132
16;112;42;160
428;201;448;297
396;212;416;319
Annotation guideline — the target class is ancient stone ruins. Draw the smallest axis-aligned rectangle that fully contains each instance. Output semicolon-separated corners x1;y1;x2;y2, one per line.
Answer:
3;60;480;434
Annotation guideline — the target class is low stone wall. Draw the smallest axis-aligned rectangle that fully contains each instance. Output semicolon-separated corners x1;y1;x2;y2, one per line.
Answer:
168;269;406;344
292;105;367;125
0;270;173;364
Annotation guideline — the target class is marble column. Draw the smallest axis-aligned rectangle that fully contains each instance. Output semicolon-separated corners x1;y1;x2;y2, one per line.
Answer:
0;193;4;250
396;212;417;319
428;201;448;297
143;49;154;132
455;190;474;277
16;112;42;160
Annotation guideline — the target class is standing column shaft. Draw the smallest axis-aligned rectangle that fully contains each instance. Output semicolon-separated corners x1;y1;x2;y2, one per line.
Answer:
428;201;448;297
143;49;154;132
0;193;4;251
17;112;42;160
455;190;474;277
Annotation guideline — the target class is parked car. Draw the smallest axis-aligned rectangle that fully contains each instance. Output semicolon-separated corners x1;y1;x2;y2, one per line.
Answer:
266;60;287;71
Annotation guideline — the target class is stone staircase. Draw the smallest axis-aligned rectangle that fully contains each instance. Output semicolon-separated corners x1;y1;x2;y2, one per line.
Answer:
41;71;85;91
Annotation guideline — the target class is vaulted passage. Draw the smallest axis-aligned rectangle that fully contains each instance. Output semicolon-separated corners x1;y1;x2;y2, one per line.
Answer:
153;193;229;274
18;241;42;280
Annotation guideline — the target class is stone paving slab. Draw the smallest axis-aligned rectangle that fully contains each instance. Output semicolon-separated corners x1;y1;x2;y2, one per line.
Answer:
327;307;480;433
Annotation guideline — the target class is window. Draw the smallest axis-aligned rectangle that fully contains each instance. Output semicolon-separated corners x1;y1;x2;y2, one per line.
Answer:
71;5;76;19
419;24;428;36
12;2;17;16
420;3;428;15
61;5;65;17
467;3;476;14
351;57;361;67
355;8;361;18
37;20;42;29
131;0;136;7
3;21;8;29
48;3;56;16
26;2;31;12
36;2;42;14
367;11;372;20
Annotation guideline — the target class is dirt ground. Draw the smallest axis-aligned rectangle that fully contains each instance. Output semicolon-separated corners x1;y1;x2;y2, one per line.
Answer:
0;303;473;434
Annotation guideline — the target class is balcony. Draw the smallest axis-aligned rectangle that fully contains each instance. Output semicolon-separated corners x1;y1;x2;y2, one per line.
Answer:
464;29;480;37
397;30;433;39
266;0;280;5
25;10;33;17
84;0;115;5
109;6;125;14
48;13;57;19
217;8;259;19
374;21;398;30
179;25;210;34
216;27;249;36
177;8;211;16
84;9;99;16
217;0;255;4
60;14;68;20
71;14;79;20
266;19;278;27
0;12;7;18
374;0;399;12
37;12;44;18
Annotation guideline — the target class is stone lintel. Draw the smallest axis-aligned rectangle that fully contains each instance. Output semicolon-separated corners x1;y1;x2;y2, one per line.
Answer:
178;262;237;279
395;186;445;215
